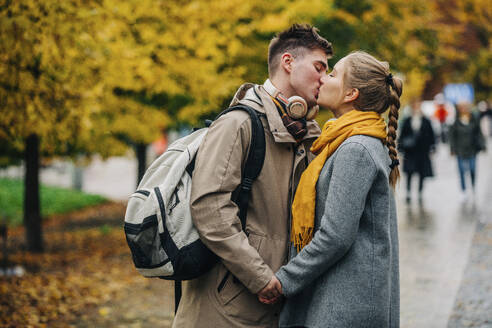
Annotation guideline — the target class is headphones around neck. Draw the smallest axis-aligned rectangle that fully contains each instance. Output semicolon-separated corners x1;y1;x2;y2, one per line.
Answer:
263;79;319;120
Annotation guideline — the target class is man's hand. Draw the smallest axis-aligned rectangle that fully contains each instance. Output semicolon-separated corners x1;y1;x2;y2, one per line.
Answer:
257;275;282;304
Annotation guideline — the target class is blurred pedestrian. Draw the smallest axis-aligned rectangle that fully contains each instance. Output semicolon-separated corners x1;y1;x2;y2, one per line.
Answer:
151;127;168;158
449;101;486;201
434;93;449;143
399;99;436;204
477;100;492;137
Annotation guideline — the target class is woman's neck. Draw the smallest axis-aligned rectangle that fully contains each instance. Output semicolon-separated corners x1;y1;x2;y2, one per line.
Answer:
332;104;355;118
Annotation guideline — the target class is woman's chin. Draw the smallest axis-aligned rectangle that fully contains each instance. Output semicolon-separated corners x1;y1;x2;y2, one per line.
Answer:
317;103;334;111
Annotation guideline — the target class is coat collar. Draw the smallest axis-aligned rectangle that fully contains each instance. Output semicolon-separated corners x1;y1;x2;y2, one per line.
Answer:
229;83;321;144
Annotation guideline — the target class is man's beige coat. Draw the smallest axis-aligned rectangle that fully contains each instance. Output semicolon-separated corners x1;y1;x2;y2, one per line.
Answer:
172;83;321;328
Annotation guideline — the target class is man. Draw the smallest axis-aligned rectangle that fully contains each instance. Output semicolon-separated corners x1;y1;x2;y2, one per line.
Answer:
172;24;332;328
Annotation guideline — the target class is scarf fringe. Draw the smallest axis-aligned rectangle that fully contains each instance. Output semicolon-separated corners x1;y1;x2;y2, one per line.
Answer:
292;227;314;252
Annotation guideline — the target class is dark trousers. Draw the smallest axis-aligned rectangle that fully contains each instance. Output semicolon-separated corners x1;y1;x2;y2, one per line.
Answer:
406;172;424;194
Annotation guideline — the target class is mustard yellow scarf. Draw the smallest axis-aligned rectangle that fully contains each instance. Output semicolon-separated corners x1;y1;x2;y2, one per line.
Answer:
291;109;387;251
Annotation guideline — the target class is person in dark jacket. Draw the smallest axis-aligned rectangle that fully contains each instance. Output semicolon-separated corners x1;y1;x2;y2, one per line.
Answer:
449;101;486;201
399;99;436;204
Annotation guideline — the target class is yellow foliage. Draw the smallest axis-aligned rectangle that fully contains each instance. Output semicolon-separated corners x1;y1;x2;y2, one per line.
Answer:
1;0;489;159
401;69;431;105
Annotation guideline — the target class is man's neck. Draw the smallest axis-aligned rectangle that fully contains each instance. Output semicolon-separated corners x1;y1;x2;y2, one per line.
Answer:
270;76;295;98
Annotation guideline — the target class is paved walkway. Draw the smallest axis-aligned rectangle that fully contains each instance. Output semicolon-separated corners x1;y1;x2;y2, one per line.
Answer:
0;154;138;201
396;142;492;327
448;221;492;327
447;165;492;328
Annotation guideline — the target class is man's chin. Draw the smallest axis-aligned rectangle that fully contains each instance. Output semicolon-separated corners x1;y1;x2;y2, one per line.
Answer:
307;99;318;108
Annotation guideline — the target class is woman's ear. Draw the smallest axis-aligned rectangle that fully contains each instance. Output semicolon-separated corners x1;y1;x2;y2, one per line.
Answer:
281;53;294;73
344;88;359;103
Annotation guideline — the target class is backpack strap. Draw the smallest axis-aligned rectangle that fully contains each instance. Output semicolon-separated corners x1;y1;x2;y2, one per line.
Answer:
217;104;266;230
174;280;182;315
175;105;266;312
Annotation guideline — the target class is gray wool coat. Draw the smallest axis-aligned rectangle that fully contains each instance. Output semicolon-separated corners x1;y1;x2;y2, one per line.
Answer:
276;135;400;328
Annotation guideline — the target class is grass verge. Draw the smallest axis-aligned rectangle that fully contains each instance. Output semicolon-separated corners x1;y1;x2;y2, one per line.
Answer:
0;178;107;226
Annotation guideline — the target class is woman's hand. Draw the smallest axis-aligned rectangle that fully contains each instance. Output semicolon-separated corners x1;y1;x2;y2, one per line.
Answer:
257;275;282;304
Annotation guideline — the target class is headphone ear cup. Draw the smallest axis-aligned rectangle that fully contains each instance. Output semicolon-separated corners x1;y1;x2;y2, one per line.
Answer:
286;96;307;119
305;105;319;120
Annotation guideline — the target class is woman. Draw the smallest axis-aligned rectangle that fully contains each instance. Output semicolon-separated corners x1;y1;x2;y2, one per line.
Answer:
264;51;402;327
399;99;435;204
449;101;486;201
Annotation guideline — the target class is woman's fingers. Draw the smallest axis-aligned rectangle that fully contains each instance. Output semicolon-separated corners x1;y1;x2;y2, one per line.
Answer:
258;295;280;304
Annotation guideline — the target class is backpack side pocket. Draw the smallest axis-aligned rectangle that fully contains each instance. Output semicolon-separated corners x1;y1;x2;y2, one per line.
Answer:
124;190;171;274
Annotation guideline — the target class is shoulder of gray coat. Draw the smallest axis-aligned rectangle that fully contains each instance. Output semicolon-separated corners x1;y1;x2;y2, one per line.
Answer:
336;135;384;166
340;135;390;171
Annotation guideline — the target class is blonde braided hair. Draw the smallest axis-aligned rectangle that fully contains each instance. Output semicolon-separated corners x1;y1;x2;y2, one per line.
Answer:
343;51;403;187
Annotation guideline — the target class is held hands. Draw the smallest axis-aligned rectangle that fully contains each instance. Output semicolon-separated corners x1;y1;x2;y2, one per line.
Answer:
257;275;282;304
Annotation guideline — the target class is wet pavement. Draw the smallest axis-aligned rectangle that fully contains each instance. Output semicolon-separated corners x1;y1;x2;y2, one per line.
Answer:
396;142;492;328
448;221;492;327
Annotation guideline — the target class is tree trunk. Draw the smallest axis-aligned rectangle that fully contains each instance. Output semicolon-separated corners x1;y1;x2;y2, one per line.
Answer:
71;160;83;191
24;134;43;252
136;143;147;186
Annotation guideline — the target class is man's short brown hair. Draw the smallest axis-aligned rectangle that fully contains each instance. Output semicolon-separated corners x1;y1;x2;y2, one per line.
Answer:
268;23;333;76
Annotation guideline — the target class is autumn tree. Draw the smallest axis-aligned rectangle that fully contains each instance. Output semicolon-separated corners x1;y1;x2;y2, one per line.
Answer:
431;0;491;100
2;0;488;253
0;1;104;251
0;0;334;251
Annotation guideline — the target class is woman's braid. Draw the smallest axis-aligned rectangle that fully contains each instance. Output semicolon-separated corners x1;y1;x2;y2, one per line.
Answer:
386;77;403;188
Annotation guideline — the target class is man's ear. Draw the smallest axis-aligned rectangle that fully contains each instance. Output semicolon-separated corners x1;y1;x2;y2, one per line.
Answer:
280;53;294;73
344;88;359;103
